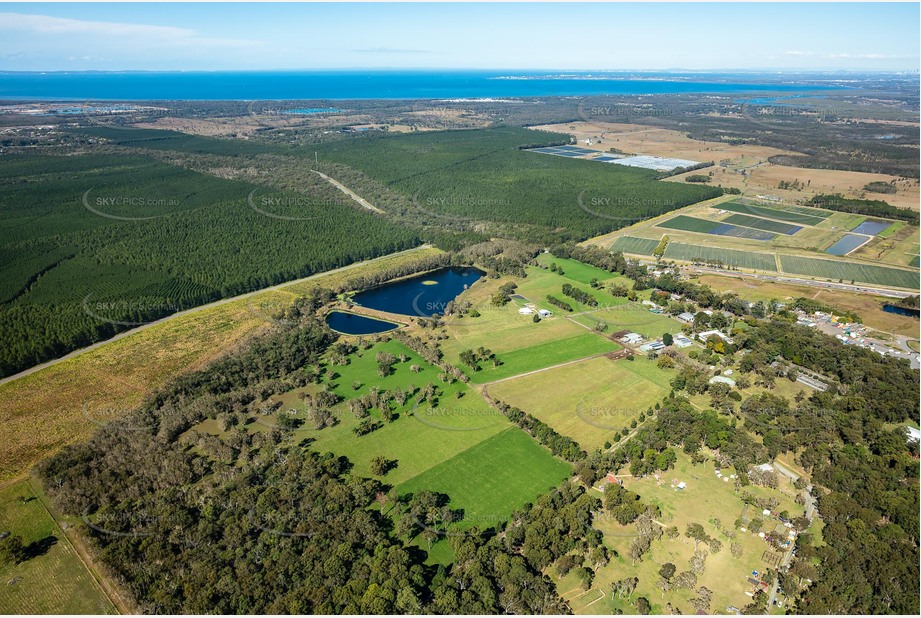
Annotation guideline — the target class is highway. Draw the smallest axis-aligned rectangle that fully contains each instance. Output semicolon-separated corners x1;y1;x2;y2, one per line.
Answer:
682;265;917;299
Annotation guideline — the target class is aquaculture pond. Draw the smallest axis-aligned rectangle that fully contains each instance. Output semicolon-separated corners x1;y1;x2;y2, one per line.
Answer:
351;267;484;317
325;311;398;335
851;220;891;236
825;234;869;256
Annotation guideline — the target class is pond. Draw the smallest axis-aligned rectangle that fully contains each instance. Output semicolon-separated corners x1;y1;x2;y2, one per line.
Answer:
851;220;891;236
325;311;399;335
882;303;920;318
825;234;869;256
351;266;484;317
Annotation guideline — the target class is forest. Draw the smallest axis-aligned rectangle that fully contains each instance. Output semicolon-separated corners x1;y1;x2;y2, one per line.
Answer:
0;153;419;377
310;127;721;243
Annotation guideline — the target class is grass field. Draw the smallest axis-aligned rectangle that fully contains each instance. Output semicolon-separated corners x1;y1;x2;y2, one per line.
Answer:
534;254;622;285
0;479;115;614
663;243;778;271
610;236;660;256
464;333;621;384
515;265;637;312
560;453;805;615
397;427;571;530
248;339;511;485
0;246;443;483
487;356;674;450
570;304;681;339
878;221;907;239
779;255;919;289
720;202;827;226
723;213;802;235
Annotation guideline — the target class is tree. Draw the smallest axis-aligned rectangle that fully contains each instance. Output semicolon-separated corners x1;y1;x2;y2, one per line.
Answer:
0;534;26;566
658;563;677;580
635;597;651;615
673;570;697;590
662;332;674;346
689;548;708;575
576;566;594;590
730;542;743;558
369;456;396;476
690;587;713;614
628;536;651;565
685;522;709;549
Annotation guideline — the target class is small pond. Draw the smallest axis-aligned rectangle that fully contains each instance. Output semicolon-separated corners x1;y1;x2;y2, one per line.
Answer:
351;266;484;317
325;311;398;335
882;303;920;318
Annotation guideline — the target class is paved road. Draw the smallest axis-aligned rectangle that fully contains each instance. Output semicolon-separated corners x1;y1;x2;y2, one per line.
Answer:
0;245;431;387
683;265;916;299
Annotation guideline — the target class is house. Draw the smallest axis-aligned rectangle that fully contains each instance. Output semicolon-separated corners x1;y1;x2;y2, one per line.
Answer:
537;309;552;318
906;426;921;444
622;332;644;344
677;312;696;323
756;463;775;473
518;307;534;315
674;334;694;348
698;329;734;344
640;341;665;352
709;375;736;387
676;481;687;490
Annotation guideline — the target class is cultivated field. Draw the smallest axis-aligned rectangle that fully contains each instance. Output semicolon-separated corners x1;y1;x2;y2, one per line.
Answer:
664;243;778;271
779;255;919;289
595;196;920;289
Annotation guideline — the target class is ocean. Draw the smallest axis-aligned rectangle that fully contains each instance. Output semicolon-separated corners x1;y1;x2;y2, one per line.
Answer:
0;70;846;101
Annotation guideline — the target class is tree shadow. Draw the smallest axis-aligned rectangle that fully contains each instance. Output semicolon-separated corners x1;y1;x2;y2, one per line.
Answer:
23;535;57;560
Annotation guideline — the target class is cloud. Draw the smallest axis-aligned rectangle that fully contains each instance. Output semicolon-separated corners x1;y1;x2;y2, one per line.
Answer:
0;13;258;48
351;47;431;54
783;51;815;57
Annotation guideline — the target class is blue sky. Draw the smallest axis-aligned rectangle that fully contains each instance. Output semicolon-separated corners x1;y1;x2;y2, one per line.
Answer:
0;2;918;72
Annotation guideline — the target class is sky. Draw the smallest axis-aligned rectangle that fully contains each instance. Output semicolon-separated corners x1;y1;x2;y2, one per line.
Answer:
0;2;918;72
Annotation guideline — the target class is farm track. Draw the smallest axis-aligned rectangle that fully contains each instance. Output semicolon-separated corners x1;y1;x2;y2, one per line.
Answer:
310;169;385;214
